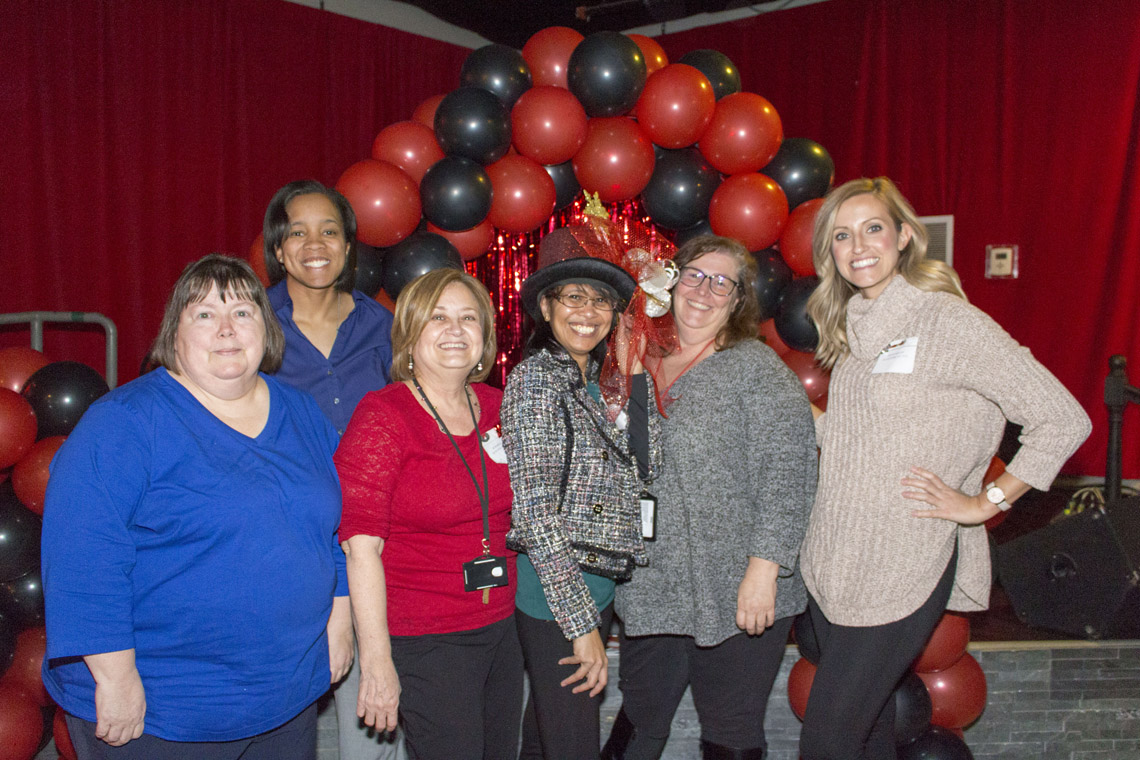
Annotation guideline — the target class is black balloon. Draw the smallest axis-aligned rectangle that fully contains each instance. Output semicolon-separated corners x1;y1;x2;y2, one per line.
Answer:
774;277;820;353
567;31;647;117
642;148;721;231
0;568;43;630
354;242;385;298
792;611;820;665
544;161;581;212
677;49;742;100
898;726;974;760
751;248;793;322
420;157;493;232
380;232;464;301
894;672;934;746
673;218;714;246
433;87;512;165
21;361;108;438
0;614;14;678
0;487;41;583
762;137;836;210
460;44;532;109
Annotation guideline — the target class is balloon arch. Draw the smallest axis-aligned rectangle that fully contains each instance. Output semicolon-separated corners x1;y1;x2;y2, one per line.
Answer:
251;27;838;389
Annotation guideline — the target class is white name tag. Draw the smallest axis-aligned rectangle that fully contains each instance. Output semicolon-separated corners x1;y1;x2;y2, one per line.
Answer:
872;336;918;374
615;409;629;431
481;428;508;464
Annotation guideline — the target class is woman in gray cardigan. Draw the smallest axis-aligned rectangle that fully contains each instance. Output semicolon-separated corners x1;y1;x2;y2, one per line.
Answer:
502;242;660;759
608;235;818;760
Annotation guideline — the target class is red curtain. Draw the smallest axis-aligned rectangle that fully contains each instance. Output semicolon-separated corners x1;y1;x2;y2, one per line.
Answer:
661;0;1140;476
0;0;467;378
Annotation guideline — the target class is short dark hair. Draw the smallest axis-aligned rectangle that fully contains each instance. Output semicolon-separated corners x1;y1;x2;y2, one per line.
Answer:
150;254;285;374
262;180;358;292
671;234;760;350
390;268;497;383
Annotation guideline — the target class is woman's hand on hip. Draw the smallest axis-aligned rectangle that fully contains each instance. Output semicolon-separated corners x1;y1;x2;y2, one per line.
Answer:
736;557;779;635
903;466;995;525
560;628;608;697
357;658;401;733
84;650;146;746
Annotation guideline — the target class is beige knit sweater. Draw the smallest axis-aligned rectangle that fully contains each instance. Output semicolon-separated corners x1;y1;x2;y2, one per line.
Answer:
801;276;1091;626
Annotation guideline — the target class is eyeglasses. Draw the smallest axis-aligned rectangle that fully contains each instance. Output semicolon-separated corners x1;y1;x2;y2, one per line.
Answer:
677;267;739;297
551;292;618;311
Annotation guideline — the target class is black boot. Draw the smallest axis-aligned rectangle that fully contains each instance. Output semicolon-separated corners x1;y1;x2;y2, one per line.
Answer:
601;707;636;760
699;739;766;760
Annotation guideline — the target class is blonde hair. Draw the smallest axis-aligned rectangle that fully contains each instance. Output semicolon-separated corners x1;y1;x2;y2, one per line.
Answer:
807;177;966;369
390;268;497;383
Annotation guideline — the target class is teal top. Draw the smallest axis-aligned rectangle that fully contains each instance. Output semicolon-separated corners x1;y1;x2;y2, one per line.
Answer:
515;553;615;622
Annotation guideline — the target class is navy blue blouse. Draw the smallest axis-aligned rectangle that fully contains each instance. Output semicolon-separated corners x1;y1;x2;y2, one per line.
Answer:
268;281;394;434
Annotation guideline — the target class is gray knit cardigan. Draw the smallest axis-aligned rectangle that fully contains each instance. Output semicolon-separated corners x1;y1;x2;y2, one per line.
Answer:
615;340;818;647
502;347;662;640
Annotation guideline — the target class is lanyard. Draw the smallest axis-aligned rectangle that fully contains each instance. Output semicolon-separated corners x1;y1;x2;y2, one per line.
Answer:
411;376;492;555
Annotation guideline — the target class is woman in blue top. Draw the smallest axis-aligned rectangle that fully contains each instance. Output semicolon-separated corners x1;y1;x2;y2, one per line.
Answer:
263;179;394;436
262;180;400;760
42;255;350;759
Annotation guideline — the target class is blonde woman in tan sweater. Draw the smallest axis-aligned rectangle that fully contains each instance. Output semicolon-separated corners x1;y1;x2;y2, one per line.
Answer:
798;177;1091;760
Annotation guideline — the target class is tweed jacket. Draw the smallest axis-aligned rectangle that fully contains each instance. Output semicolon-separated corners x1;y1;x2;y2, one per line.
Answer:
502;347;662;640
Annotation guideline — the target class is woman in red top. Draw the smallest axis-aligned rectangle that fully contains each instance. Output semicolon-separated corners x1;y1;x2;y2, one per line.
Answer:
335;268;521;760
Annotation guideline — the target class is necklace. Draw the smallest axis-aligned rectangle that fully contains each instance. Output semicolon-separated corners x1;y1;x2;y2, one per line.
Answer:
654;337;717;397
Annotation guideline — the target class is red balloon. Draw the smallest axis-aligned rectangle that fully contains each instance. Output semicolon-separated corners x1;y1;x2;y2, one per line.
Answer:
779;198;823;277
0;390;36;470
0;681;42;760
919;652;987;729
411;94;446;129
485;155;557;234
248;233;268;287
427;220;496;262
635;64;716;149
374;289;396;313
12;435;66;516
53;708;77;760
522;26;584;89
371;121;445;186
708;173;789;251
699;92;783;175
913;613;971;674
0;348;50;394
572;117;656;202
787;657;816;720
628;34;668;76
759;319;791;356
511;86;589;165
0;628;48;707
335;159;422;248
781;350;830;402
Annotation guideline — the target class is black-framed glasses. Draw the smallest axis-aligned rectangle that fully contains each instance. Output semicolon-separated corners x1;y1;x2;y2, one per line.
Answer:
551;292;618;311
677;266;739;297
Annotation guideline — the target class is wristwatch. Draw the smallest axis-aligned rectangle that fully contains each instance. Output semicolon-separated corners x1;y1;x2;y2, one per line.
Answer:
984;482;1011;512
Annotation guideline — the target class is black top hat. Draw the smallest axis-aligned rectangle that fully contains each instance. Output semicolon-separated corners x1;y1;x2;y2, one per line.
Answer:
520;228;637;319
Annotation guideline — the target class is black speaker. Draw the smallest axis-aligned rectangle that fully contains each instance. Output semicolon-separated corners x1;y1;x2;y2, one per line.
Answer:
996;496;1140;639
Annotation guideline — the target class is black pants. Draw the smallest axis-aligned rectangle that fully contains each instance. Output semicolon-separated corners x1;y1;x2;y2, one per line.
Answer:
516;603;615;759
615;617;794;758
65;700;318;760
799;551;957;760
390;616;523;760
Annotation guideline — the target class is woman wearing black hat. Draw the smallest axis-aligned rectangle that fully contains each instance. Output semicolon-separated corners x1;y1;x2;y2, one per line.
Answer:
501;235;660;758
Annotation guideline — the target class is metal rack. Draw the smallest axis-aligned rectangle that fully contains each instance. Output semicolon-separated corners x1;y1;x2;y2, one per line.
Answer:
0;311;118;389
